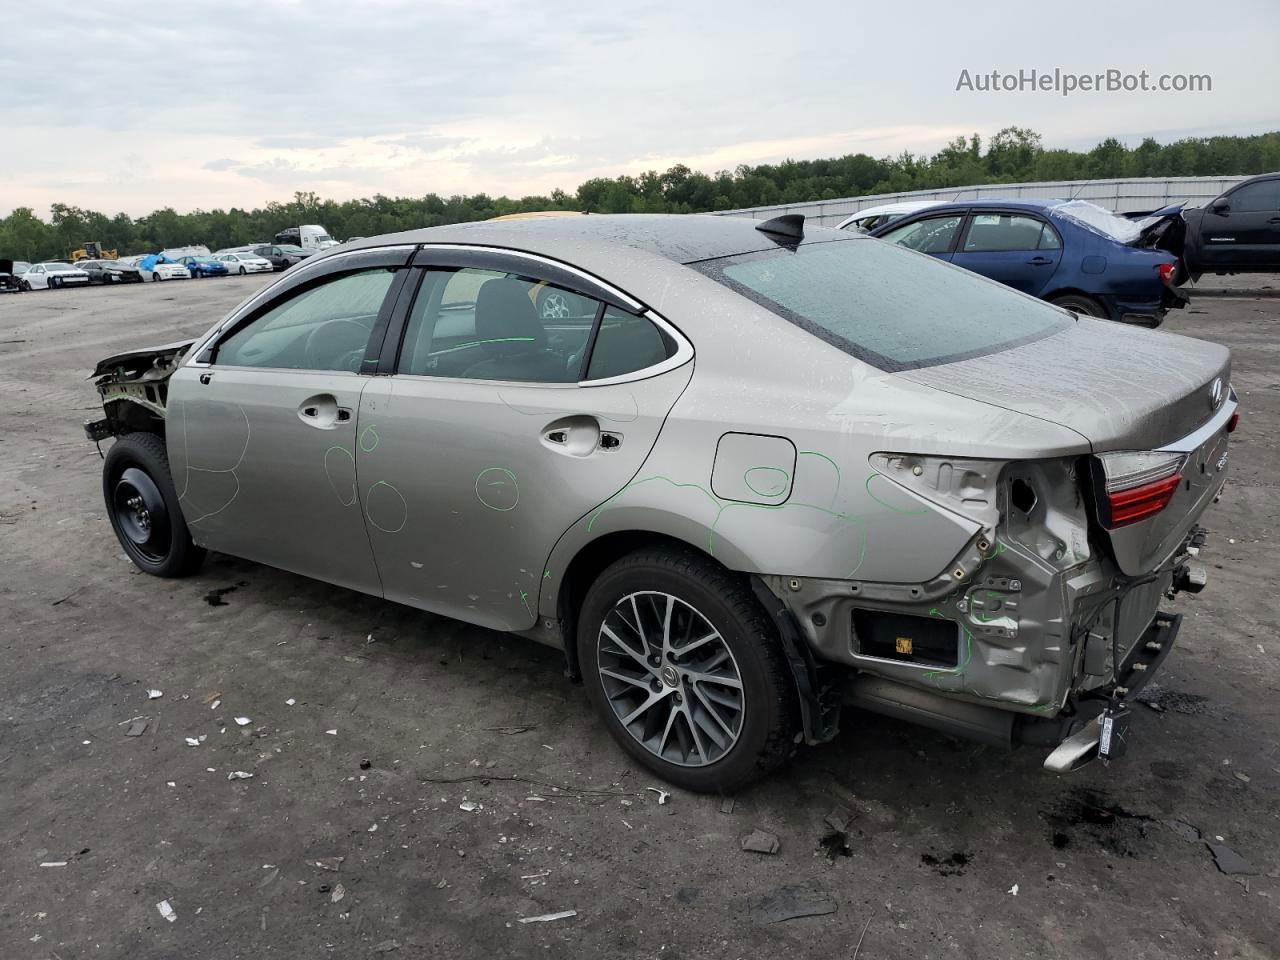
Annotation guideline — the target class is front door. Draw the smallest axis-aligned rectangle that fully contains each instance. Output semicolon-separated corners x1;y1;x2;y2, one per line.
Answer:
950;211;1063;296
876;212;966;263
168;253;409;594
1199;178;1280;270
355;258;693;631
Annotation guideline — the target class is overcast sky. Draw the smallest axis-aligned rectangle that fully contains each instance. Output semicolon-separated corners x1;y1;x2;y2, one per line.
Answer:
3;0;1277;218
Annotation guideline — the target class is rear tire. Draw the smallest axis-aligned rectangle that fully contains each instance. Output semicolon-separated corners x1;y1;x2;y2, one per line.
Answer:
577;546;799;793
1050;293;1109;319
103;432;206;577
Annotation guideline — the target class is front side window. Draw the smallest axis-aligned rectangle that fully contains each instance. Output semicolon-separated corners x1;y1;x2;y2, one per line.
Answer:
695;238;1069;371
879;215;963;254
963;214;1051;252
1227;179;1280;212
214;268;395;371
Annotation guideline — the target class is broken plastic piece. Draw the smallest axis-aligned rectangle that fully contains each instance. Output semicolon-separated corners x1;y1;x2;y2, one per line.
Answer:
646;786;670;805
125;720;148;737
517;910;577;924
330;883;346;903
234;717;251;726
156;900;176;923
325;729;338;736
459;800;481;813
147;689;163;700
286;698;296;706
313;857;344;871
227;771;254;780
742;829;781;854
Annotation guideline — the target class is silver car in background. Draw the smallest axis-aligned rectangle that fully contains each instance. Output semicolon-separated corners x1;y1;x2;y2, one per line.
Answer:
86;214;1236;792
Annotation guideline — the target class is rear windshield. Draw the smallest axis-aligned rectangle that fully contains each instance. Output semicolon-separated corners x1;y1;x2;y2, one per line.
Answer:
693;238;1070;371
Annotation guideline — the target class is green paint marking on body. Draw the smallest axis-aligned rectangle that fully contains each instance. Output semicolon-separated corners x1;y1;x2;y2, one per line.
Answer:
742;465;790;498
475;467;519;512
864;472;930;515
359;424;380;453
519;589;533;618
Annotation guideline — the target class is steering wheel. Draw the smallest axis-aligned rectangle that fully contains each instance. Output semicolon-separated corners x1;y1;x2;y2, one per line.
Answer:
302;319;372;371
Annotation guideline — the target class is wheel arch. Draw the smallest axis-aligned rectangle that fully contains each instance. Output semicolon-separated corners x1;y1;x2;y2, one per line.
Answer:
1043;287;1115;320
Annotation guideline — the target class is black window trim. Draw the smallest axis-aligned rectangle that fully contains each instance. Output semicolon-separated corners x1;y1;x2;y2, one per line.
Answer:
376;244;694;387
187;245;417;368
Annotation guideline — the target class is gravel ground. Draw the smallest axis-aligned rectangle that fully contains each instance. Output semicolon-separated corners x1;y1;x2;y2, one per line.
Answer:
1;277;1276;959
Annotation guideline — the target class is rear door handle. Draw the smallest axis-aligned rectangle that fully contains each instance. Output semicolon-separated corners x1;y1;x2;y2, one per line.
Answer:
1026;256;1054;265
198;371;213;385
297;394;345;430
1268;216;1280;223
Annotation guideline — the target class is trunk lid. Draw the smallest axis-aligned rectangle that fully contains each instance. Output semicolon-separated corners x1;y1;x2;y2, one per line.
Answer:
902;318;1233;574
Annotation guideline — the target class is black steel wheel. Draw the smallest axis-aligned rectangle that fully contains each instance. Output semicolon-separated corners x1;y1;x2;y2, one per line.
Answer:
103;432;205;577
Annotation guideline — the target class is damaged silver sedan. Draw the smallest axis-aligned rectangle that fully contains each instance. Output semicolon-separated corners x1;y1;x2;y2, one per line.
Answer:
86;213;1237;791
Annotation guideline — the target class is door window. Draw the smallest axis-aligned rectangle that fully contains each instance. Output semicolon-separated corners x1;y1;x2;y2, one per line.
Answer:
1227;179;1280;212
963;214;1052;252
214;268;395;371
398;268;596;383
879;215;963;254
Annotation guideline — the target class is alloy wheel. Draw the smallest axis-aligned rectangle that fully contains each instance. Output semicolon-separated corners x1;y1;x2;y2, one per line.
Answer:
596;591;745;767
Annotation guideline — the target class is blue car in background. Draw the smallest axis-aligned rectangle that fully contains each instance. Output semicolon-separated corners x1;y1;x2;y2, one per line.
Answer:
178;255;230;278
869;199;1187;326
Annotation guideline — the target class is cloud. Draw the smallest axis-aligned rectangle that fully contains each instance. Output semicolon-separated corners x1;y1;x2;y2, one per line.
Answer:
0;0;1276;217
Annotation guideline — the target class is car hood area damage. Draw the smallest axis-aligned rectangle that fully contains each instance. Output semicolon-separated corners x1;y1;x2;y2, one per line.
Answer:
85;340;192;440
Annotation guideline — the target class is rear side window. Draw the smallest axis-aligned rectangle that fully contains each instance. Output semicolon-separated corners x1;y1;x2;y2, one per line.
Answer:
586;308;674;380
695;239;1070;371
879;215;962;254
963;214;1049;252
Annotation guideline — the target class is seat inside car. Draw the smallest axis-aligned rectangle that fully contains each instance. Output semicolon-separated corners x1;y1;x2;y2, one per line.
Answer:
462;277;568;381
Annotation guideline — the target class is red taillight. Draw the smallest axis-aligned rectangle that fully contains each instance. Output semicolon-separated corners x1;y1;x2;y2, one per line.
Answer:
1107;473;1183;528
1158;263;1177;285
1228;411;1239;433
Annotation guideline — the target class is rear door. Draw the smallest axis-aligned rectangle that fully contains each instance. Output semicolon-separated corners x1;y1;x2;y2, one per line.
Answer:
167;246;414;594
951;211;1063;296
1199;178;1280;269
355;248;694;631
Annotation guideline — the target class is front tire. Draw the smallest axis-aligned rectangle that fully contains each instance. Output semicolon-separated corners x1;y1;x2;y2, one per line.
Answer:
103;432;206;577
577;547;799;793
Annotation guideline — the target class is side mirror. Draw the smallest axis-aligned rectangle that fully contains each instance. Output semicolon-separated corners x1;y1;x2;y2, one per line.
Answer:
1212;199;1230;214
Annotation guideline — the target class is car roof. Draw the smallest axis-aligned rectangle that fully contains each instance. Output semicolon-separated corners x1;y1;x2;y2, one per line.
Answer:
899;198;1061;214
335;213;850;268
848;200;942;218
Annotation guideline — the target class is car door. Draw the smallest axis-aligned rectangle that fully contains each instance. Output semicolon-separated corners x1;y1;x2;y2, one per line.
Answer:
875;213;965;262
28;265;47;289
950;211;1063;296
354;249;694;631
166;246;415;595
1199;178;1280;269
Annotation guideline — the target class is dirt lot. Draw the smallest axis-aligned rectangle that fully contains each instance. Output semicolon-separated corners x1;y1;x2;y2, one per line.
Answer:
1;277;1277;959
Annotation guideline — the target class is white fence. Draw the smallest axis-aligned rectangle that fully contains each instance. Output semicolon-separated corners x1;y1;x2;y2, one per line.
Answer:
712;176;1250;226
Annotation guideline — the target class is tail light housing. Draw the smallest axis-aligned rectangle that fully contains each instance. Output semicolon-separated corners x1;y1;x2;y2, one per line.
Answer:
1158;262;1177;285
1093;451;1185;529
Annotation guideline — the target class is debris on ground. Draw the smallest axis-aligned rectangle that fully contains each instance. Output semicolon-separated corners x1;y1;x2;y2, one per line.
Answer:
201;691;221;704
482;725;534;735
1135;683;1209;715
125;720;148;737
372;940;401;953
184;736;206;747
330;883;346;903
742;829;781;854
1008;883;1019;896
921;851;972;876
459;800;481;813
227;771;254;781
359;758;371;770
719;797;736;815
1207;842;1257;875
646;786;670;805
210;699;221;710
517;910;577;923
313;857;344;871
748;881;835;924
286;699;296;706
39;861;68;867
234;717;251;726
824;807;854;833
156;900;176;923
147;689;163;700
325;729;338;736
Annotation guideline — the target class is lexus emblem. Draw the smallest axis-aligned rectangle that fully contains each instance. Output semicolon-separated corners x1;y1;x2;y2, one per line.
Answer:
1209;378;1225;410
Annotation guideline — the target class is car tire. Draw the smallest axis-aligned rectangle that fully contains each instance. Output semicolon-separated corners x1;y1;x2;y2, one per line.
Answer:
1050;293;1109;319
577;546;799;793
238;266;246;275
103;432;206;578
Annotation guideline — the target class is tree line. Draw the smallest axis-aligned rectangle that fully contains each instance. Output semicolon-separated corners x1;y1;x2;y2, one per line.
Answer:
3;127;1278;262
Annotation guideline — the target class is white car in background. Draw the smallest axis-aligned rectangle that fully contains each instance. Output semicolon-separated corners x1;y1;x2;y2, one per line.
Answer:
147;261;191;282
214;252;275;275
23;261;90;289
835;200;942;234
